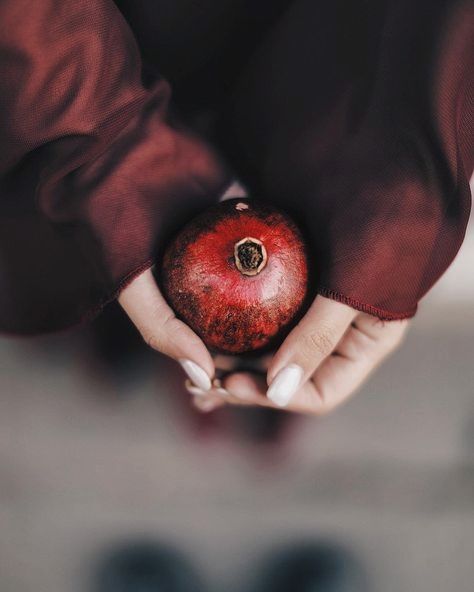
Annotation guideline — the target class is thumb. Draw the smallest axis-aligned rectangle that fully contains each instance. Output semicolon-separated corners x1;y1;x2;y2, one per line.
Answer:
266;296;357;406
118;268;214;391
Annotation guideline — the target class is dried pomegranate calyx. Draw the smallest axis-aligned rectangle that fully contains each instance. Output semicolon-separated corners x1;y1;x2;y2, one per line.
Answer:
234;237;267;276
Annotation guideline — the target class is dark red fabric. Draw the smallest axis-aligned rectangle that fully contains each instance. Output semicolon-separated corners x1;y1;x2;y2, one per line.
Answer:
0;0;230;333
0;0;472;334
221;0;474;319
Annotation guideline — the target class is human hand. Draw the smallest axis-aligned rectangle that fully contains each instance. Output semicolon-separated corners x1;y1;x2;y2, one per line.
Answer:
189;296;409;415
118;268;215;393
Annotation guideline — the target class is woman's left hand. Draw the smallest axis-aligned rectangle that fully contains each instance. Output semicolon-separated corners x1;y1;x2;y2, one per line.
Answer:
187;295;409;415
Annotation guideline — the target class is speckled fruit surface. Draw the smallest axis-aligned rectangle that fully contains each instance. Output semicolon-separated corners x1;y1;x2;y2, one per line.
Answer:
161;198;308;354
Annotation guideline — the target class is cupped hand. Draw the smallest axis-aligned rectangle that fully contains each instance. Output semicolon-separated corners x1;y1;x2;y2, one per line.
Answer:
193;296;409;415
118;268;215;393
119;271;409;417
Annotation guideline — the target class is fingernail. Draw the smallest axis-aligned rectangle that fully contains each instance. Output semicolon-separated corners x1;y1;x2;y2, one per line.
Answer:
267;364;303;407
179;359;212;391
185;379;229;400
212;378;230;398
215;388;230;397
184;380;207;397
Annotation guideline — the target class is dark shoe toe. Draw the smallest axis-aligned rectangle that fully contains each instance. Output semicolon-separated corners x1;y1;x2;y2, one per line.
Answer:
93;541;205;592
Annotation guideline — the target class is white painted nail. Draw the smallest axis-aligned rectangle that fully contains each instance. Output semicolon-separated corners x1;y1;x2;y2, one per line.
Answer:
212;378;230;397
179;359;212;391
184;380;207;397
267;364;303;407
215;388;230;397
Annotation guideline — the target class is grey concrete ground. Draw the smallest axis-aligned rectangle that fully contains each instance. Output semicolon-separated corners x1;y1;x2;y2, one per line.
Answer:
1;219;473;592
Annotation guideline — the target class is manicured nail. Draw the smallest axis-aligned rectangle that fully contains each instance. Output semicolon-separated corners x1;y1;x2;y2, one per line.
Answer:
179;359;212;391
267;364;303;407
212;378;230;397
184;380;207;397
215;388;229;397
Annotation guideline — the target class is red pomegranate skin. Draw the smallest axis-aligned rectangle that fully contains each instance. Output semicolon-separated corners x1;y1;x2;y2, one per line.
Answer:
161;198;308;354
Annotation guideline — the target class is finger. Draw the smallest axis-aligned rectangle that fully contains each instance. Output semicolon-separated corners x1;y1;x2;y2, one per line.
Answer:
185;380;228;413
192;397;226;413
266;296;357;406
297;316;410;414
185;379;230;399
224;320;408;416
224;371;324;414
118;268;214;390
341;315;409;361
192;391;226;413
223;372;276;408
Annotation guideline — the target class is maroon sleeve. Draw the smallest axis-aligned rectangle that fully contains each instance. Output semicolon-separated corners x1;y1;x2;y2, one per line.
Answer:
0;0;230;334
224;0;473;319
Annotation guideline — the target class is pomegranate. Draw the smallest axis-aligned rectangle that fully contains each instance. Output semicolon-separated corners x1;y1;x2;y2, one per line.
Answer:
161;198;308;354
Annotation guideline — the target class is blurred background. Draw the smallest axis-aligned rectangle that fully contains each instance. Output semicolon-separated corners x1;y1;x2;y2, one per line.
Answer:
1;206;473;591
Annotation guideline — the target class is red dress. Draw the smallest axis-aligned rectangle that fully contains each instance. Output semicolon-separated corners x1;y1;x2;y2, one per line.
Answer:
0;0;472;334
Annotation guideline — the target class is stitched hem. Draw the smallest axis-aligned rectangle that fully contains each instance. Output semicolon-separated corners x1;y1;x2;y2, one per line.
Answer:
80;259;155;325
317;287;417;321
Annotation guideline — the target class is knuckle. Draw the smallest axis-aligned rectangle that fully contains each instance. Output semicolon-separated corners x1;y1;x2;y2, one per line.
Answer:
150;302;173;326
302;328;335;359
141;312;177;353
143;331;165;352
163;315;185;340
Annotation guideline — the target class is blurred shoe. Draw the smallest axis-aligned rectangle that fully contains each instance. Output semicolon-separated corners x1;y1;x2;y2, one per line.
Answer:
93;541;205;592
253;542;368;592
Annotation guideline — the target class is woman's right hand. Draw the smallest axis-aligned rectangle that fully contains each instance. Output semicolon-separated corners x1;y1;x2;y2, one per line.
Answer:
118;267;218;397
